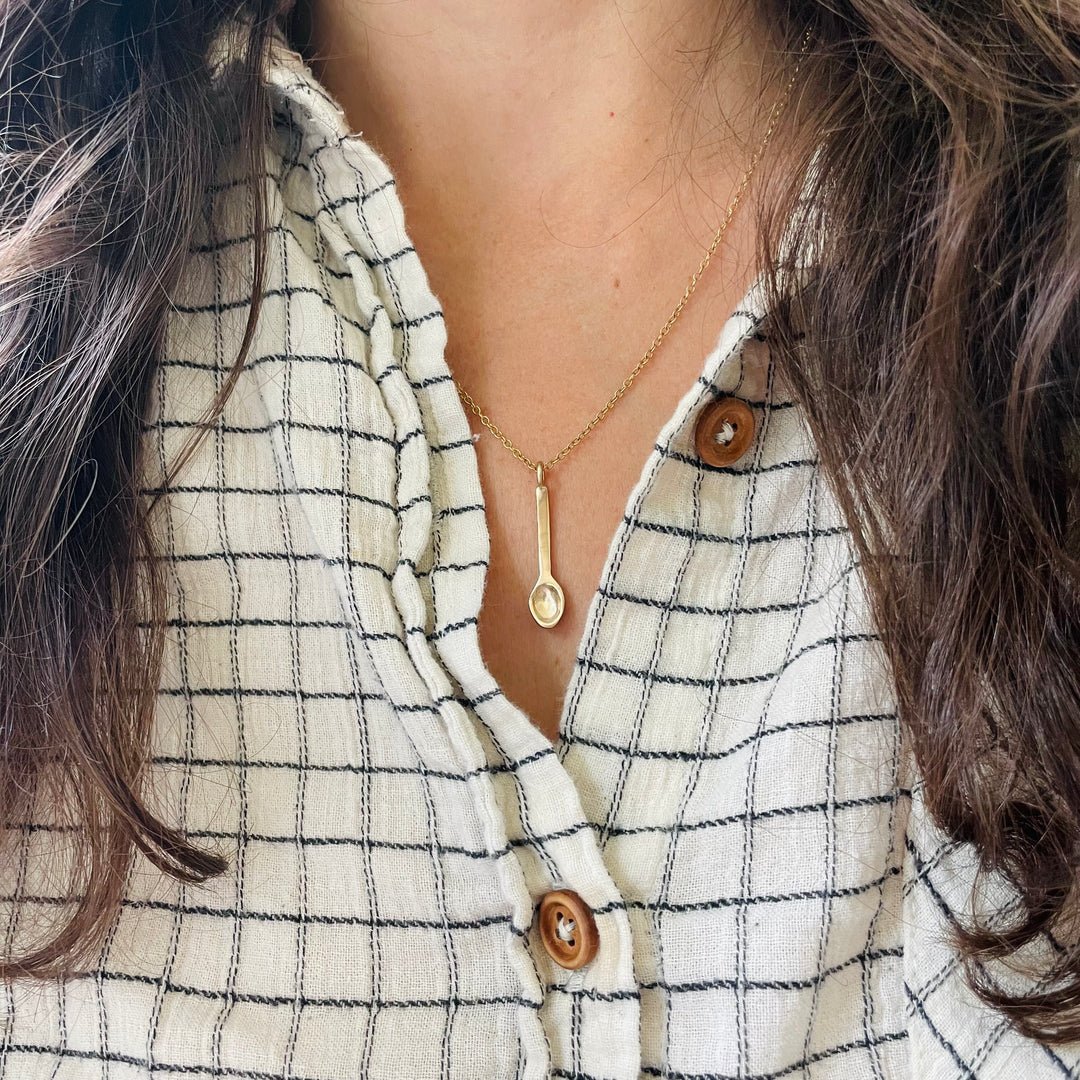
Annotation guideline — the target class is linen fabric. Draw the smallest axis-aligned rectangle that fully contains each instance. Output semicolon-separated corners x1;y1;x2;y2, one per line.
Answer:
1;24;1077;1080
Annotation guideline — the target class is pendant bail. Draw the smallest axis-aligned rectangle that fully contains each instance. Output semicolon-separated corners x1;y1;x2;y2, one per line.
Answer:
537;463;545;486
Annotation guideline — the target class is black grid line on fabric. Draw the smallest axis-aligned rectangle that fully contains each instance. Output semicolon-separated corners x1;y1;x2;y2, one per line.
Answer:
273;202;310;1080
207;170;252;1078
149;414;484;462
560;711;896;763
4;893;525;934
94;858;126;1080
161;351;450;393
551;1030;908;1080
174;667;497;708
551;943;903;998
146;324;201;1072
624;517;849;545
154;685;495;715
191;225;414;268
637;1031;909;1080
306;129;387;1077
141;483;421;515
160;591;488;637
601;792;907;840
46;974;68;1080
150;415;400;445
658;447;817;476
595;570;857;617
858;672;904;1080
574;631;880;690
144;524;839;568
275;71;344;120
901;835;963;917
623;865;904;915
427;494;479;1080
697;380;800;410
798;545;849;1071
0;822;32;1076
0;792;905;857
79;968;544;1012
150;744;556;780
3;1035;578;1080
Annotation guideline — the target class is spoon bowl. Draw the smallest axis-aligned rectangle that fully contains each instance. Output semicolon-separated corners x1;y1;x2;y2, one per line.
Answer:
529;574;565;628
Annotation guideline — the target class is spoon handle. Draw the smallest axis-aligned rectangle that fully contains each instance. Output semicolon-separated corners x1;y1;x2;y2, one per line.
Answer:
535;467;552;582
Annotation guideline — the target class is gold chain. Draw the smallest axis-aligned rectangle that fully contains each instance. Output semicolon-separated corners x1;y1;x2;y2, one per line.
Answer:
455;33;809;476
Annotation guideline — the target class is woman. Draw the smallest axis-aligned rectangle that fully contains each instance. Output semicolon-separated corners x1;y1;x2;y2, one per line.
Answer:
0;0;1077;1075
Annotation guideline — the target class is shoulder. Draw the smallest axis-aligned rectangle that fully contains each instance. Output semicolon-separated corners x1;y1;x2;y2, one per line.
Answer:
167;23;420;382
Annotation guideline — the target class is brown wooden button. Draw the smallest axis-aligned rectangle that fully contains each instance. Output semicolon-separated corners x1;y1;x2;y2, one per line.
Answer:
694;397;755;467
538;889;599;970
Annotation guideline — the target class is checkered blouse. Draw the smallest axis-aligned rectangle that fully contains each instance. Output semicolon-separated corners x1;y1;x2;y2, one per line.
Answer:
2;24;1077;1080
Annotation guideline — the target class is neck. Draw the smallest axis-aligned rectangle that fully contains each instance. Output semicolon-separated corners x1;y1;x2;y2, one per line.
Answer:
299;0;776;244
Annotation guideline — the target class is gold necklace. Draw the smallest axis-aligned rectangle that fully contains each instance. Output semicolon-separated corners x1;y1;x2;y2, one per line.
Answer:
455;39;808;629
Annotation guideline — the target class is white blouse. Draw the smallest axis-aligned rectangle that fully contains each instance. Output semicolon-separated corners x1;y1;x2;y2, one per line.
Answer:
2;24;1077;1080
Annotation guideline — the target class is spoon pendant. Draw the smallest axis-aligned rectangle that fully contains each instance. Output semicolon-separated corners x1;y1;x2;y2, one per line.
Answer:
528;465;565;629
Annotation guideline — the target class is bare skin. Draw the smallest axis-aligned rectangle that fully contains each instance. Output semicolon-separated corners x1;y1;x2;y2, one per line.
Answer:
305;0;780;741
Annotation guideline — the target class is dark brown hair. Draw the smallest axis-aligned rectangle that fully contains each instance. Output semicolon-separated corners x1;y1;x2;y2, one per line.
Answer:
758;0;1080;1040
0;0;279;973
3;0;1080;1042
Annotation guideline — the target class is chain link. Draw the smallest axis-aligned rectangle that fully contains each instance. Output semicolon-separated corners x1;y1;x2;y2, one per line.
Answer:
455;31;811;476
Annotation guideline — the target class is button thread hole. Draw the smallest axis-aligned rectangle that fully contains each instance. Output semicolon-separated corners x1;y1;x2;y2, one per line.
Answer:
714;421;736;446
555;913;577;943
